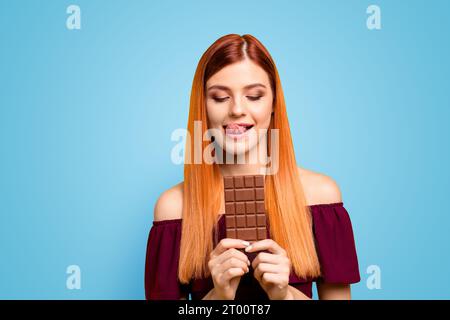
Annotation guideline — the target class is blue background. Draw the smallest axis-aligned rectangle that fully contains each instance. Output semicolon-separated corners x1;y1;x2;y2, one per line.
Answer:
1;0;449;299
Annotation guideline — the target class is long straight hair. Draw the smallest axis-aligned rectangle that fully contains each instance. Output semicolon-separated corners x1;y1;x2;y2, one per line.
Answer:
178;34;321;283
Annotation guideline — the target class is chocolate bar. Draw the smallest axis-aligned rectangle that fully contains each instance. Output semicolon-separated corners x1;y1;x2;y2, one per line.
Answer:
223;175;268;243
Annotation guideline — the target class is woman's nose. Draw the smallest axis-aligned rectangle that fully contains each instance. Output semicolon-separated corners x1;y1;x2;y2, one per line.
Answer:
229;98;246;117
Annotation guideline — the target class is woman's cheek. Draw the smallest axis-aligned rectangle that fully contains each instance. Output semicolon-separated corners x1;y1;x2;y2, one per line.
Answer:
206;106;222;128
251;106;272;128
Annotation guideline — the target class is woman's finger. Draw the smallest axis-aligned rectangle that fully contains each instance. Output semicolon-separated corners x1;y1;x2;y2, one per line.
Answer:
219;268;246;283
211;238;250;258
217;256;249;274
253;263;281;281
260;273;288;288
251;251;285;269
256;262;286;274
214;248;250;266
245;239;286;255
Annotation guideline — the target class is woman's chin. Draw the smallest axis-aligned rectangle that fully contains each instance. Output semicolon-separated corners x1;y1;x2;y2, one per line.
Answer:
212;133;260;162
222;144;260;162
223;149;248;158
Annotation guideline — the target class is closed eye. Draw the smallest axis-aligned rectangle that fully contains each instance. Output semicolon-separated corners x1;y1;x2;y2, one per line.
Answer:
212;96;230;103
247;96;262;101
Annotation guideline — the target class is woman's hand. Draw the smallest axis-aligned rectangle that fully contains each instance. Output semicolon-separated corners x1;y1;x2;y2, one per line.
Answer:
245;239;293;300
207;238;251;300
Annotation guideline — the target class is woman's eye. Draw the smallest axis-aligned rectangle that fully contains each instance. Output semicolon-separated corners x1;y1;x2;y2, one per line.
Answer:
247;95;262;101
212;96;229;103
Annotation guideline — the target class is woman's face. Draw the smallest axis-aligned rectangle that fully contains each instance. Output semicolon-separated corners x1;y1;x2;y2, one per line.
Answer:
205;59;274;158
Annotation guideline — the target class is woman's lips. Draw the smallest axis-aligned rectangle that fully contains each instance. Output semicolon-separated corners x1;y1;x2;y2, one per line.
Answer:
223;123;254;139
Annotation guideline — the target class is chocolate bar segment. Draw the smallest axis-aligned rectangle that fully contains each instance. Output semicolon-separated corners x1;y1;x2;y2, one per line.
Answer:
223;175;268;243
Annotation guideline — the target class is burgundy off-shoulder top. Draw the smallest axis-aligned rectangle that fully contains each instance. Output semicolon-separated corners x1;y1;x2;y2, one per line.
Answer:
145;202;360;300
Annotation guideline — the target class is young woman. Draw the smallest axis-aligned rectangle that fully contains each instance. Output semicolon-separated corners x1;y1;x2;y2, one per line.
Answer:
145;34;360;300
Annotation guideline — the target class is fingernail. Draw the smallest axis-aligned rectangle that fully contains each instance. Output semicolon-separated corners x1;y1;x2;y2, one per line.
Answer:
247;260;250;266
245;245;252;252
242;241;250;246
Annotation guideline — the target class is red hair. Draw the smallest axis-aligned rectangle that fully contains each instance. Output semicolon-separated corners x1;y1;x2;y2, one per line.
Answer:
179;34;321;283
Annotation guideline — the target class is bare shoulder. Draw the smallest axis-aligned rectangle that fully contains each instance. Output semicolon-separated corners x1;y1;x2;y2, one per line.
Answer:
297;166;342;206
153;182;184;222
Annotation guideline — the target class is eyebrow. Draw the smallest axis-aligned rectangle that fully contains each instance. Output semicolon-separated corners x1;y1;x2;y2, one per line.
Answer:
206;83;267;92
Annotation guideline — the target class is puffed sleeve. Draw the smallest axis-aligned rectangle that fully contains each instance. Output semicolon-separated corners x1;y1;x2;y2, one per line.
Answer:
311;202;361;284
144;219;190;299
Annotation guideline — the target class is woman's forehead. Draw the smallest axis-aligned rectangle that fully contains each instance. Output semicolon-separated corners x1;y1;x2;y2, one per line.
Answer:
206;60;270;90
